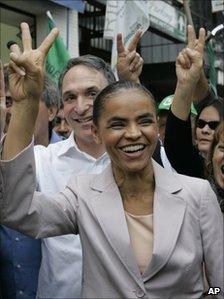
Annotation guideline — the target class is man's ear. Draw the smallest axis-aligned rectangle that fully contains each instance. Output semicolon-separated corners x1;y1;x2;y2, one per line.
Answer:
91;124;102;144
48;106;57;122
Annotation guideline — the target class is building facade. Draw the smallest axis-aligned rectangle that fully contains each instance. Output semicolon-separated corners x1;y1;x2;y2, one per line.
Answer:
0;0;81;64
0;0;223;101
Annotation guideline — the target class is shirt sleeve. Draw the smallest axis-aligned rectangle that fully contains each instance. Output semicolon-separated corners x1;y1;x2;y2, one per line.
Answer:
199;181;224;298
0;141;79;238
164;110;204;178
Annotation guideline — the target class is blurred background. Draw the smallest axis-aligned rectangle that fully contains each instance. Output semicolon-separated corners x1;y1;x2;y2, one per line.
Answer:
0;0;223;102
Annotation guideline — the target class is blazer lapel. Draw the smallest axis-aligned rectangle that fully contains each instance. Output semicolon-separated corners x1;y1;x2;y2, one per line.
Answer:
143;160;186;281
89;161;186;285
89;164;145;289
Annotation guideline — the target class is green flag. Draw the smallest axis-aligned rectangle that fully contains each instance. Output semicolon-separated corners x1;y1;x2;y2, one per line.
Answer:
206;40;217;91
45;11;70;83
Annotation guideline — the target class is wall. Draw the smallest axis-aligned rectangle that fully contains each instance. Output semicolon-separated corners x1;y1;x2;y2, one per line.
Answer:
0;0;79;63
36;5;79;58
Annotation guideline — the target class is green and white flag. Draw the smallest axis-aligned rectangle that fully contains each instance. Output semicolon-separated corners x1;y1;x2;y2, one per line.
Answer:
45;11;70;83
206;40;217;90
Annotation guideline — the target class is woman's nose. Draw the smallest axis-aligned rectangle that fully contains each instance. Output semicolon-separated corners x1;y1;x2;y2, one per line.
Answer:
125;124;141;140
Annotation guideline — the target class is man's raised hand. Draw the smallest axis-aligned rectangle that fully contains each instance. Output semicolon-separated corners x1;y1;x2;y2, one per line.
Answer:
116;30;143;83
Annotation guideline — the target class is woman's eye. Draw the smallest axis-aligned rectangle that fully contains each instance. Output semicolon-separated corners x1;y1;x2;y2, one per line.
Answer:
109;122;125;129
140;118;153;125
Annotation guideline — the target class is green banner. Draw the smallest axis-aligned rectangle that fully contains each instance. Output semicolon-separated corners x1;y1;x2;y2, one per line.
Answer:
45;12;70;83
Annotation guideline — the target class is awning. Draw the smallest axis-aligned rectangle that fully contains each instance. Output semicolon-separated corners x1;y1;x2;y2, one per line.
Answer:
49;0;85;13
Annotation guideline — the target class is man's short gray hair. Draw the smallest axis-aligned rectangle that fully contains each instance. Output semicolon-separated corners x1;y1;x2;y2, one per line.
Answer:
42;75;61;110
58;55;116;95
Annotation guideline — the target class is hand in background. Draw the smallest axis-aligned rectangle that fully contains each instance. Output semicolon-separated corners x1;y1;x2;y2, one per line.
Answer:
8;22;58;104
176;25;206;87
0;60;6;138
172;26;206;121
116;30;143;83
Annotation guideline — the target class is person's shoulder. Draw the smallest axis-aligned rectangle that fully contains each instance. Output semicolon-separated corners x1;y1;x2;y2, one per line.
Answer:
174;171;209;192
173;172;213;207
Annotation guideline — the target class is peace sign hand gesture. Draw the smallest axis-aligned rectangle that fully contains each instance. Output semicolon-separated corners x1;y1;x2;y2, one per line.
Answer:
8;22;58;104
116;30;143;83
176;25;206;87
2;23;58;160
172;26;206;121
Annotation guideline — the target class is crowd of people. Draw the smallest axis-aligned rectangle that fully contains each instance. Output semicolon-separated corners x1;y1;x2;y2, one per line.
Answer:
0;22;223;299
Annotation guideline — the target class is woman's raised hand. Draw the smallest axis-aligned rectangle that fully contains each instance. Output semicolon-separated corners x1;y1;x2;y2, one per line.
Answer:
8;22;58;104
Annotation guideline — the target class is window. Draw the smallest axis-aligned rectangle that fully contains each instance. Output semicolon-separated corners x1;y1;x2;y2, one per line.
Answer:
0;4;35;64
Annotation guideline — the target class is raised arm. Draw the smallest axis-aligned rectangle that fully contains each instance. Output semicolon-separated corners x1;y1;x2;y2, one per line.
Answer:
164;26;206;178
182;24;210;104
116;30;143;83
171;25;206;121
2;22;58;160
192;68;210;104
0;60;6;138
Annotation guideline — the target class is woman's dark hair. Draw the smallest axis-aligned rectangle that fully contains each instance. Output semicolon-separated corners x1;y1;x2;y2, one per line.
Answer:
93;80;156;126
206;121;224;213
197;97;224;122
205;121;224;178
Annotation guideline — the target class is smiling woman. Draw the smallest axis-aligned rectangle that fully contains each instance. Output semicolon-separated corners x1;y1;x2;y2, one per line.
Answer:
92;81;158;176
1;80;223;298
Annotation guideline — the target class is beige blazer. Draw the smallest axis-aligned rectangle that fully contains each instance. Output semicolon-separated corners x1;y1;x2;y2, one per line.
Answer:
0;144;223;299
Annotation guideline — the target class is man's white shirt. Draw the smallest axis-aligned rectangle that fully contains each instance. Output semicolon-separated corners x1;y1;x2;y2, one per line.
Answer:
34;132;109;298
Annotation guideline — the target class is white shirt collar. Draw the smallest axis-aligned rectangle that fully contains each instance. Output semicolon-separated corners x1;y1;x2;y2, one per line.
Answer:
57;131;107;162
57;131;78;157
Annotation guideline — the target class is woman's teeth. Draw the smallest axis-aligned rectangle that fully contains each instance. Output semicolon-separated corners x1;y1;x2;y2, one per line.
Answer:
120;144;145;153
